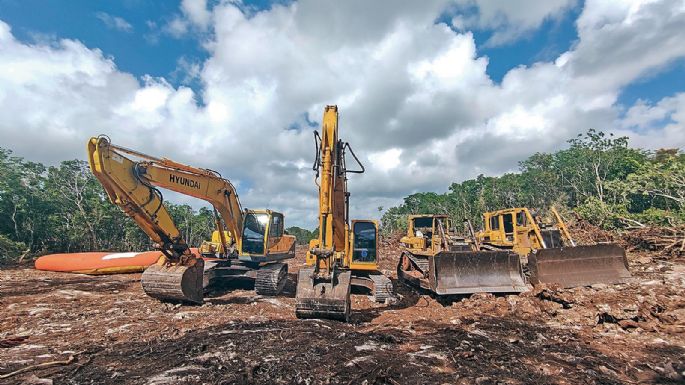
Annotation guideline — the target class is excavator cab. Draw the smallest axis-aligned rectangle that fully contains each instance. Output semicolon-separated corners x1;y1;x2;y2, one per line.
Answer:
478;208;630;287
240;211;271;255
350;220;378;266
398;214;527;295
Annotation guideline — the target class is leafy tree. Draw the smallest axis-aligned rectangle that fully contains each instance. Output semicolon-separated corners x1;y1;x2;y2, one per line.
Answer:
285;226;316;245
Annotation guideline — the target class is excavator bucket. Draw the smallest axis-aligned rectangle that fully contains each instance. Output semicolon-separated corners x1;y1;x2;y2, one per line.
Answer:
141;258;205;304
429;250;528;295
529;244;630;288
295;268;351;322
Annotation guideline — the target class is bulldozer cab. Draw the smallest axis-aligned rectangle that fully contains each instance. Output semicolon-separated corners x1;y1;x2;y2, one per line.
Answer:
479;208;544;255
403;215;453;254
238;210;295;262
398;213;528;295
349;220;378;271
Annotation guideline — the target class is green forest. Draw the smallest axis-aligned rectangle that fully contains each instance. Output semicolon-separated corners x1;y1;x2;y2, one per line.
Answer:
1;130;683;264
381;130;684;233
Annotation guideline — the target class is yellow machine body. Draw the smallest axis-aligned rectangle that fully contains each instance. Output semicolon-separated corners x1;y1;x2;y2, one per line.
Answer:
397;214;527;295
476;207;630;287
305;219;380;272
87;137;295;303
296;106;392;322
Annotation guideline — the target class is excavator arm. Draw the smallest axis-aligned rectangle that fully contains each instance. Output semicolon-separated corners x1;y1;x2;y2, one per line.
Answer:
296;105;369;321
87;136;245;303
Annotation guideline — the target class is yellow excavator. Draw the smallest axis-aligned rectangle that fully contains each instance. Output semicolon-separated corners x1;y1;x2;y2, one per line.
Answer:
397;214;527;295
477;207;630;287
87;136;296;303
295;105;393;322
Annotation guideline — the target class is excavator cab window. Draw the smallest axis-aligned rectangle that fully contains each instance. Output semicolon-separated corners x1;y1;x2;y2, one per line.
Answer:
269;213;283;238
242;212;269;255
352;221;377;263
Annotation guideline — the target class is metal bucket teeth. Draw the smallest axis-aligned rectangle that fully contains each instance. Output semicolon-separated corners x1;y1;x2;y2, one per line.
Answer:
529;244;631;288
295;268;351;322
431;250;528;295
141;259;204;304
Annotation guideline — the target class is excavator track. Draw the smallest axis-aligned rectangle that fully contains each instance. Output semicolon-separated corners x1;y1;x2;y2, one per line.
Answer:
141;259;205;304
370;274;393;303
254;263;288;296
295;268;351;322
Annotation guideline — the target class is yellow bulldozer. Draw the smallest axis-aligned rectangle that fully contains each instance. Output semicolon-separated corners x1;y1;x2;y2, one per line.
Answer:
397;214;528;295
295;105;393;322
87;136;296;303
477;207;631;287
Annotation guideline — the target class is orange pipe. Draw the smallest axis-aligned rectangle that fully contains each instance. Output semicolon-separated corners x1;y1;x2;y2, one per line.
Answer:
35;251;164;275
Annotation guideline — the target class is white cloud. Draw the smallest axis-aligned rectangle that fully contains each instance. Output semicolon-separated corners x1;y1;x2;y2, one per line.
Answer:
182;0;212;30
450;0;578;46
616;93;685;149
369;148;403;172
95;12;134;33
164;17;189;38
0;0;684;228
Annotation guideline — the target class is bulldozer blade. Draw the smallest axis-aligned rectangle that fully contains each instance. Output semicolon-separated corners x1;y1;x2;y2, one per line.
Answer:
529;244;630;288
430;251;528;295
141;258;204;304
295;268;351;322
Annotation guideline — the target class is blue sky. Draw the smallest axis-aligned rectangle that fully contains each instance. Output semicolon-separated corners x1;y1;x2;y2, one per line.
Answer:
1;0;679;105
0;0;683;227
0;0;206;82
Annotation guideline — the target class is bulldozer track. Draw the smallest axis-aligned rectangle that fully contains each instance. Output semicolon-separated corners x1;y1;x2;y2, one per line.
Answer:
370;274;394;303
255;263;287;296
407;254;430;275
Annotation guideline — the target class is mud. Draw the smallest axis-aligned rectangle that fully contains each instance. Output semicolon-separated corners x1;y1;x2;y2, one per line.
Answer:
1;243;684;384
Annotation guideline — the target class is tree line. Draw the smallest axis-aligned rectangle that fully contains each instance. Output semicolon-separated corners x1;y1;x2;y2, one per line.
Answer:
380;130;684;234
2;130;683;263
0;149;221;263
0;147;320;264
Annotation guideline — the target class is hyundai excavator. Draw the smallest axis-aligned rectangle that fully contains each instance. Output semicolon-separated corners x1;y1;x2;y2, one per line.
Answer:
397;214;528;295
295;105;393;322
477;207;630;287
87;136;295;304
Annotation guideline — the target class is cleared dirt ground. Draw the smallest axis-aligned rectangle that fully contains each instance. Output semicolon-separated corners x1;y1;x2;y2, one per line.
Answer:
1;240;685;384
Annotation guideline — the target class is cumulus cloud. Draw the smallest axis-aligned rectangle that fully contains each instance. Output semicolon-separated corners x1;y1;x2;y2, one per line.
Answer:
0;0;684;228
450;0;578;46
95;12;134;33
181;0;212;30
